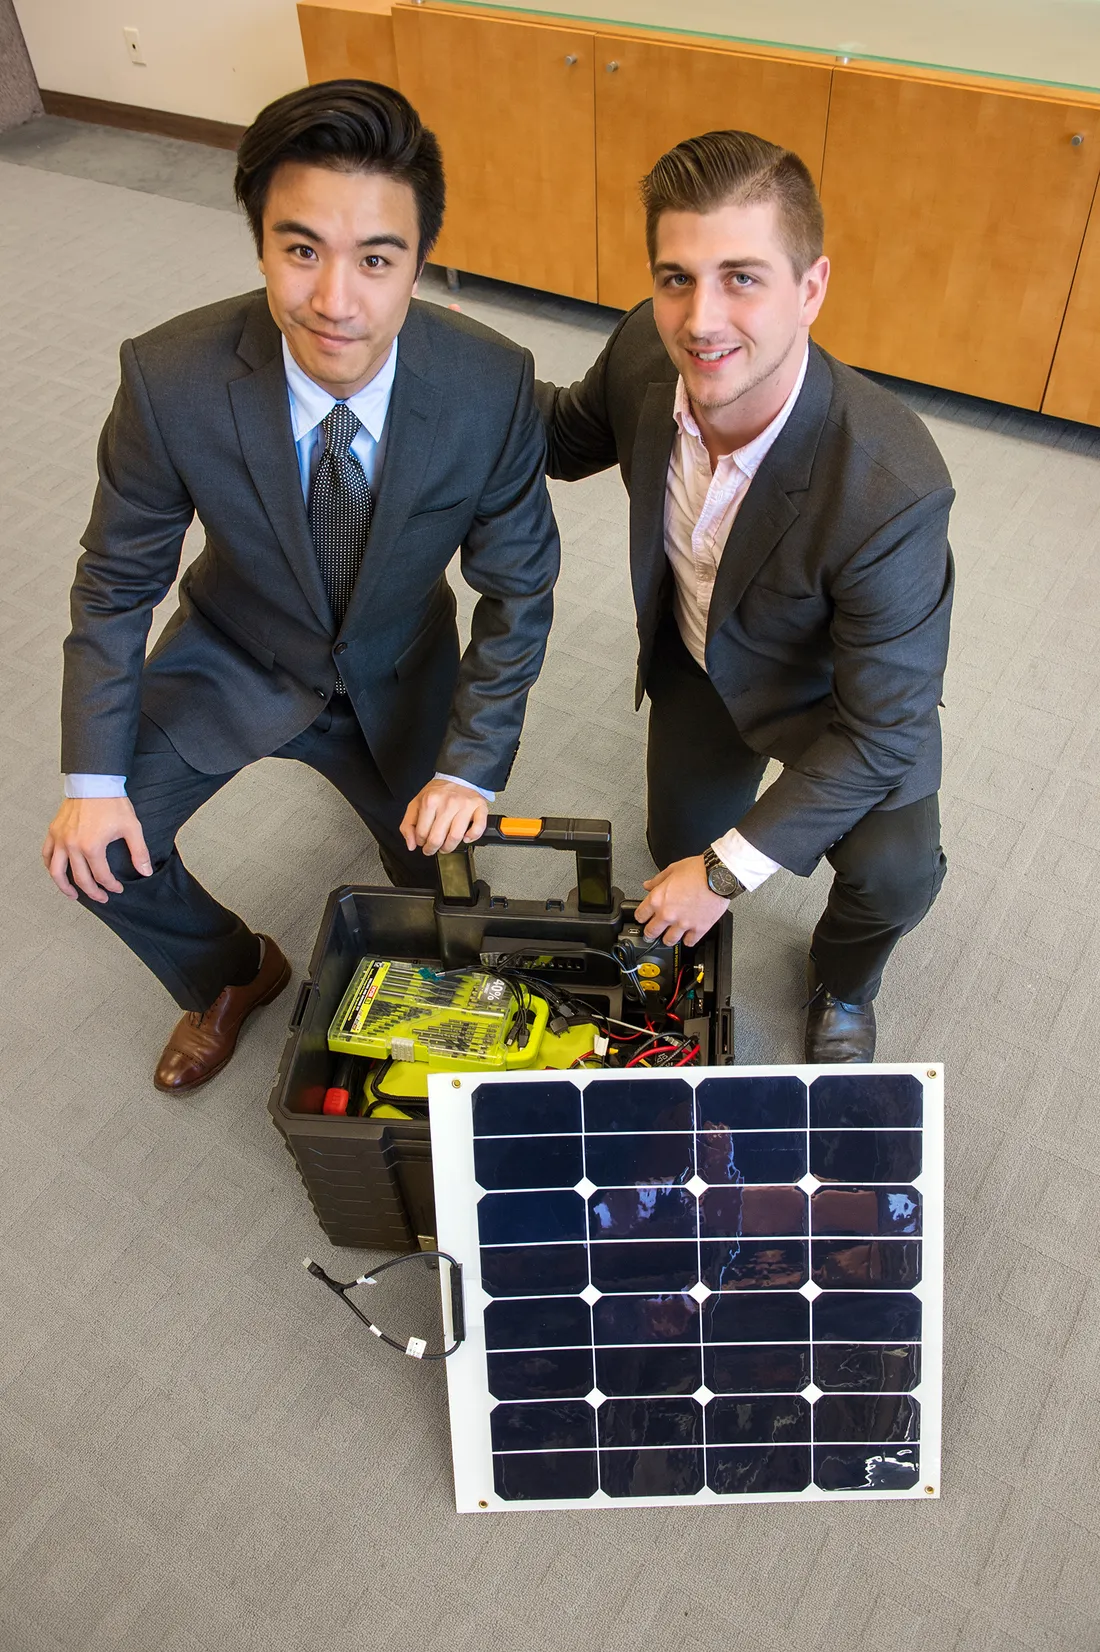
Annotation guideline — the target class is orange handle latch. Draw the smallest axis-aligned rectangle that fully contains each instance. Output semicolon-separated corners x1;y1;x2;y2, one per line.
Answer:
498;817;543;839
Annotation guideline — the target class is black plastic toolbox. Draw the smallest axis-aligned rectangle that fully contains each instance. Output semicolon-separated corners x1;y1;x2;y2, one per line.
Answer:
268;818;734;1252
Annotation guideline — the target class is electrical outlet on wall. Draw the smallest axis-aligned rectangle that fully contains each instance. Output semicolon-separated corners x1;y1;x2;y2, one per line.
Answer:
123;27;146;66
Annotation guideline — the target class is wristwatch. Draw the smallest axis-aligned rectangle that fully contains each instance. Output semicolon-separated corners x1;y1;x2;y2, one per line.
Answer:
703;846;747;901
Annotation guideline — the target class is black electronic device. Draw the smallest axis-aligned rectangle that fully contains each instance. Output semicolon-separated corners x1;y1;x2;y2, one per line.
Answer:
269;816;734;1252
613;922;682;1013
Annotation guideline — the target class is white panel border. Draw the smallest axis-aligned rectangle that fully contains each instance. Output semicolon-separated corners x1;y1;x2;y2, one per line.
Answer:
429;1063;944;1514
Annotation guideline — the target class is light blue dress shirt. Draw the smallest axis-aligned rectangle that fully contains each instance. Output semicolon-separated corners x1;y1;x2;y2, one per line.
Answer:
283;332;395;495
66;335;491;802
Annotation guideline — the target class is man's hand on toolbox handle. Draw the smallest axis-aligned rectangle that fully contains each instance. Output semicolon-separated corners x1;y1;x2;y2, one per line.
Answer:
401;777;489;856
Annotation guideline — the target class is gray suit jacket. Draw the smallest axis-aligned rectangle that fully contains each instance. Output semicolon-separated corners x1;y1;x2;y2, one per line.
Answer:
536;304;954;874
62;292;559;798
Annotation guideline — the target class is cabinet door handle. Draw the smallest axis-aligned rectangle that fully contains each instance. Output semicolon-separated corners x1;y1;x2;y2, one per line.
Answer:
564;53;577;64
605;60;619;72
1071;132;1085;146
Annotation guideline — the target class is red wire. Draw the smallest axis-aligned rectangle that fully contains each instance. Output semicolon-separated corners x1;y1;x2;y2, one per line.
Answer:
626;1044;680;1068
672;1044;700;1067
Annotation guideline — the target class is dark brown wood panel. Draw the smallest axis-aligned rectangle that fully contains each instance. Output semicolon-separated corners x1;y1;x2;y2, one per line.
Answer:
40;91;243;149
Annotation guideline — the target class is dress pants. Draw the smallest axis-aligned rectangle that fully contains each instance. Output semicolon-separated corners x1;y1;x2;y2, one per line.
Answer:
645;619;947;1004
79;699;433;1012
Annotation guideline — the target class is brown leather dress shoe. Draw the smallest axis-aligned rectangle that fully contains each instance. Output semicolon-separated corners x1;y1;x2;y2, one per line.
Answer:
154;937;292;1093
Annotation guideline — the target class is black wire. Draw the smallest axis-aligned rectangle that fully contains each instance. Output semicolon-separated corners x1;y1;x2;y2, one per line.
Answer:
494;963;617;1029
491;967;703;1069
428;965;533;1049
582;946;646;1003
366;1056;393;1109
305;1252;464;1360
493;950;641;1009
496;968;589;1030
364;1057;428;1114
414;962;697;1073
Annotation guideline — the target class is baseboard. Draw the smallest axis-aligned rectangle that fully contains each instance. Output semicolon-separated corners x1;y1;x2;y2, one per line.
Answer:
39;91;244;152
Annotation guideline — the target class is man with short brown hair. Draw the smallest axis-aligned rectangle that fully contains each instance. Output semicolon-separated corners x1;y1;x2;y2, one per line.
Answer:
538;129;952;1061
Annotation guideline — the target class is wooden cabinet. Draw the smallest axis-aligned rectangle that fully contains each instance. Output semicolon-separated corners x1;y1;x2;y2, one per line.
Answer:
392;5;598;301
298;1;1100;425
1043;177;1100;423
298;0;398;90
592;37;832;309
815;68;1100;410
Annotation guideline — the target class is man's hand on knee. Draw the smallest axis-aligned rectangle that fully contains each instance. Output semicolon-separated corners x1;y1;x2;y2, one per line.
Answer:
635;855;731;946
400;778;489;856
41;796;153;903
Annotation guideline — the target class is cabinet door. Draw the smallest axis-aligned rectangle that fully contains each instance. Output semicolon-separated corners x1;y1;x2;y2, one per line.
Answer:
297;1;398;90
593;39;832;311
817;69;1100;410
393;6;598;301
1043;179;1100;424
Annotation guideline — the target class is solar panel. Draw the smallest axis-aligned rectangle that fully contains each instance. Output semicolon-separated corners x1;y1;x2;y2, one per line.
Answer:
429;1064;942;1511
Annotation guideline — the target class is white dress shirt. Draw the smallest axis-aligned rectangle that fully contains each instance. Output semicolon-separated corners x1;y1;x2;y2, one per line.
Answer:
65;335;491;801
664;349;809;891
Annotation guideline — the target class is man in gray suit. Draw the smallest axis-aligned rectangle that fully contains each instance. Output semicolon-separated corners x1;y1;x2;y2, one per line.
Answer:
42;80;559;1092
538;131;952;1060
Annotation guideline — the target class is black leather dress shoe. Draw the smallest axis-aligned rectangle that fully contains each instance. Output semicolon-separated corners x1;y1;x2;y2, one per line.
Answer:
805;959;876;1063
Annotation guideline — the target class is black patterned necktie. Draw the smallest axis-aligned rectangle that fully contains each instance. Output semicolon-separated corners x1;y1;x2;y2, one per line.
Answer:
307;402;373;690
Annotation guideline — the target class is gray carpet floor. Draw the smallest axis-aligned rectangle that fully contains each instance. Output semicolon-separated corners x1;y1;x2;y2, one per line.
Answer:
2;116;1099;1652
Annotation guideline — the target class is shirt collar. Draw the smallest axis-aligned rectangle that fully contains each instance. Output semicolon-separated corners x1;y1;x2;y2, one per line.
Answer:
674;345;809;479
281;334;398;445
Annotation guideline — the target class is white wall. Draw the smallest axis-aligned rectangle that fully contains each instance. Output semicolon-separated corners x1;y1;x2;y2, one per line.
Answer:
13;0;307;126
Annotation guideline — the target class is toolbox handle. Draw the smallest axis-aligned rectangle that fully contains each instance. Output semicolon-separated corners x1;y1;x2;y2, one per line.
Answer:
436;815;614;913
289;978;313;1031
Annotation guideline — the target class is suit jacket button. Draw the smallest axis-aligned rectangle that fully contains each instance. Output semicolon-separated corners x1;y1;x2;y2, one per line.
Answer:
334;642;347;654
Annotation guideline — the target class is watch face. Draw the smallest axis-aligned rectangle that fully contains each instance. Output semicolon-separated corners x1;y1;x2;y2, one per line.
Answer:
705;853;740;898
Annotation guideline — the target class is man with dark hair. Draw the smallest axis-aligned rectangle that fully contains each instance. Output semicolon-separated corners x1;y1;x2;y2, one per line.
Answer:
538;129;952;1061
43;79;559;1092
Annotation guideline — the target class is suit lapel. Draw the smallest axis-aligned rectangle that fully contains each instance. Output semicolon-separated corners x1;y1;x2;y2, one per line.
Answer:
228;298;333;630
704;469;799;652
339;304;443;635
704;343;833;655
630;380;678;635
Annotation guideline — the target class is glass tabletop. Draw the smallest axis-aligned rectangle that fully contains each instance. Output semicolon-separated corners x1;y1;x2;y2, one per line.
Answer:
432;0;1100;95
